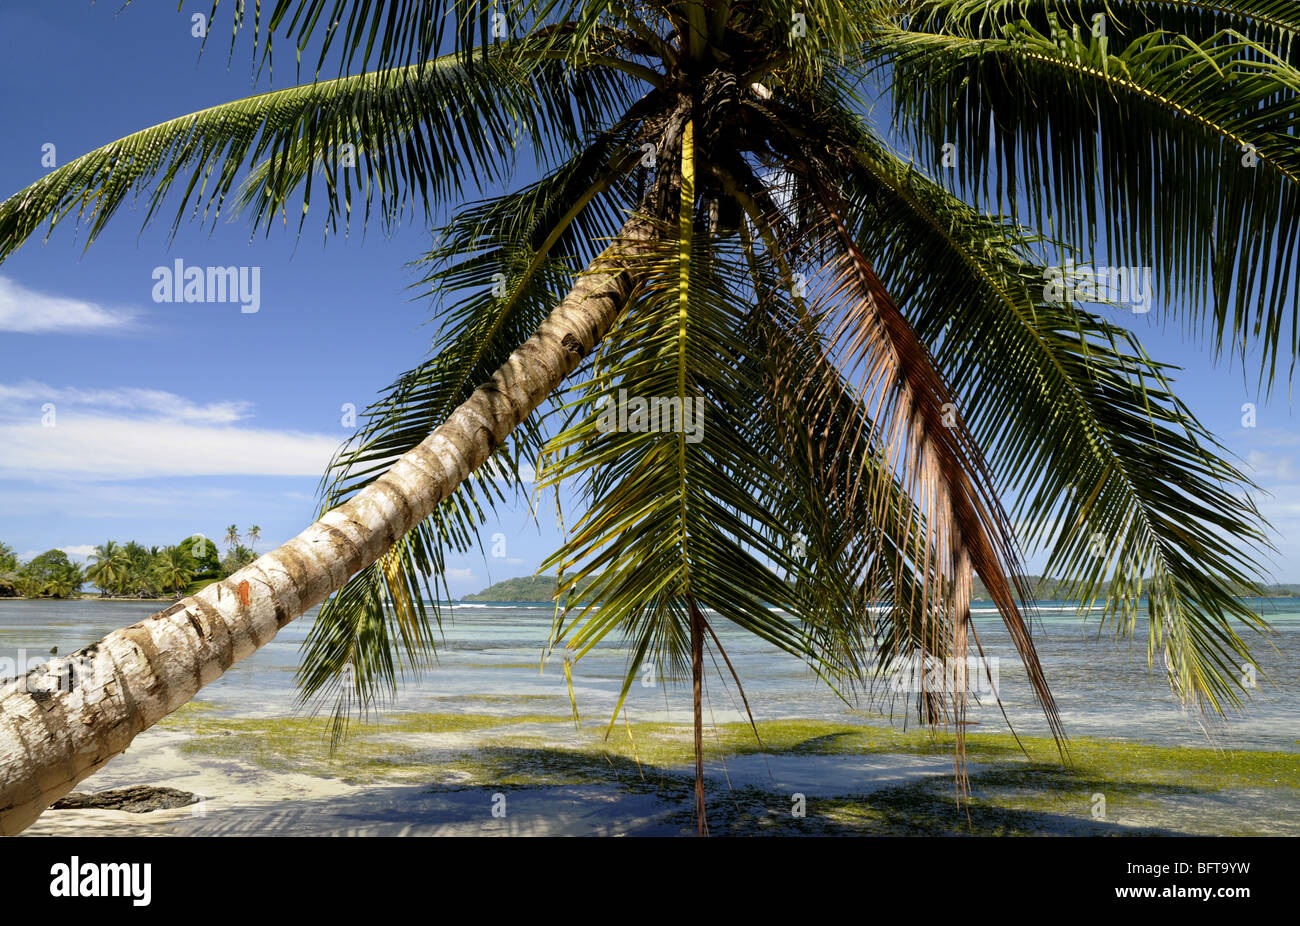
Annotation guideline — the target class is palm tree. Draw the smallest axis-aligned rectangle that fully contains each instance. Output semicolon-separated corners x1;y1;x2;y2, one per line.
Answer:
118;541;157;598
223;525;241;551
45;564;85;600
246;525;262;551
220;544;257;577
151;546;197;597
0;1;1294;835
12;573;43;600
86;541;130;597
10;550;84;600
0;543;21;598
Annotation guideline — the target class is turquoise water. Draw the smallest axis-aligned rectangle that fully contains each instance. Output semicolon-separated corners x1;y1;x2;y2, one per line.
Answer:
1;597;1296;752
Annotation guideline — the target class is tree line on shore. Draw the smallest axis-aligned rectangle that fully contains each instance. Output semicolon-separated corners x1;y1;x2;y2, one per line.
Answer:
464;573;1300;603
0;525;262;599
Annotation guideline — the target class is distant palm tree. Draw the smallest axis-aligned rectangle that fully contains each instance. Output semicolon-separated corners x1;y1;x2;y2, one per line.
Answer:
151;546;196;596
86;541;130;597
246;525;262;551
0;542;16;573
13;573;42;600
1;0;1295;835
117;541;156;598
223;525;240;551
220;544;256;577
0;543;18;598
45;564;84;600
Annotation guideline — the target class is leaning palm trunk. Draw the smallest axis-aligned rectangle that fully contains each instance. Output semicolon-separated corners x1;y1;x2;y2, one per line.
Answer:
0;216;654;835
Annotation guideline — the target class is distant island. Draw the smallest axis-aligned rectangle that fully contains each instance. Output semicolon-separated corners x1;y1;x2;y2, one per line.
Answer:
461;575;595;602
462;574;1300;603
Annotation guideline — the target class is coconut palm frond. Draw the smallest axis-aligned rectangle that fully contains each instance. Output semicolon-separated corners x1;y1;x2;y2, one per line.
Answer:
0;39;627;260
877;3;1300;382
538;131;830;735
191;0;524;77
715;128;1063;746
833;120;1274;715
906;0;1300;38
299;136;644;735
735;219;987;736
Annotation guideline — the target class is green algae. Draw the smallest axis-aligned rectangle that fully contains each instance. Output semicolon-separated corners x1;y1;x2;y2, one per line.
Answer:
165;710;572;783
161;710;1298;833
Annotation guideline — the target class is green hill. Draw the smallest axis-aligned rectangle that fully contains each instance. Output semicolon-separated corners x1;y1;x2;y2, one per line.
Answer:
461;575;597;602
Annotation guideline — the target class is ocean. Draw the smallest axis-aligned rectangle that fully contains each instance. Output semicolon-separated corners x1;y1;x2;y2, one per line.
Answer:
1;597;1296;752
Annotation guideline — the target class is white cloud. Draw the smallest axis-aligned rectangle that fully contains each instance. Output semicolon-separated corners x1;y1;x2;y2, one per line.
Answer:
0;415;339;479
11;546;96;564
1240;426;1300;449
0;382;249;424
0;276;135;334
0;380;339;479
1246;450;1297;483
445;567;476;582
0;482;241;518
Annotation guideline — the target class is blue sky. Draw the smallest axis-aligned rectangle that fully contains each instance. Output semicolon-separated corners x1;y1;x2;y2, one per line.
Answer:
0;1;1296;593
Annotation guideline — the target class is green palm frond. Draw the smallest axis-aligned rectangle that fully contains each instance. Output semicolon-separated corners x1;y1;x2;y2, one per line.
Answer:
538;128;831;731
736;222;974;724
0;40;626;258
715;124;1065;746
190;0;520;76
717;159;1029;752
876;3;1300;381
907;1;1300;45
827;115;1273;714
299;119;650;732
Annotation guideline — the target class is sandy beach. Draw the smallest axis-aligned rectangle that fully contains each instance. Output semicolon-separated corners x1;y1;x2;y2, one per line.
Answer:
19;701;1300;837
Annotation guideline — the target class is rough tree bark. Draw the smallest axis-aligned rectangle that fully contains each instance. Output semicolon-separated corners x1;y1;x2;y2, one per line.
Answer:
0;216;654;835
690;600;707;837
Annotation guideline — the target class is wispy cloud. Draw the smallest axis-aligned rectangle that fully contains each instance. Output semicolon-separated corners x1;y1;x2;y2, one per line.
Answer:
0;416;339;479
1246;450;1297;483
0;276;136;334
0;482;242;518
0;381;339;479
1235;426;1300;450
0;382;249;424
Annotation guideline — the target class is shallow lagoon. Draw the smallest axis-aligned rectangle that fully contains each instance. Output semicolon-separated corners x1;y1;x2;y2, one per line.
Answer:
3;597;1297;835
2;597;1295;748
